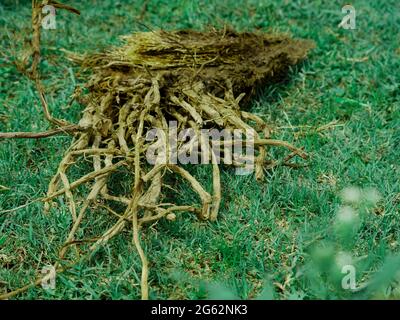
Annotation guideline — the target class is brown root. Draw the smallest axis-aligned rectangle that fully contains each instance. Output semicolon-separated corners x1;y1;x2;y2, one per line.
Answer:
1;18;314;300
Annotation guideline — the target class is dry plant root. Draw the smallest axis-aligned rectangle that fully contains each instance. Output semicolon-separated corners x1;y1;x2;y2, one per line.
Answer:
0;1;81;140
0;11;314;300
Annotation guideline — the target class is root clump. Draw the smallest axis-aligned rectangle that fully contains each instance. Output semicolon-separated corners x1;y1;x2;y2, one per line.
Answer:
2;27;314;299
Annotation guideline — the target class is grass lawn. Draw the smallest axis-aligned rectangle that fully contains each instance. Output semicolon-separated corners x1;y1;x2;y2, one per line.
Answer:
0;0;399;299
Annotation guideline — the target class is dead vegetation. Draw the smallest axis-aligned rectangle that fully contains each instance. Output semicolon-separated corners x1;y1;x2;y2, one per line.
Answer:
0;1;313;300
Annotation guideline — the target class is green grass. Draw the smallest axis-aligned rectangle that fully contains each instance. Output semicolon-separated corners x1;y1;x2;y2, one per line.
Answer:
0;0;399;299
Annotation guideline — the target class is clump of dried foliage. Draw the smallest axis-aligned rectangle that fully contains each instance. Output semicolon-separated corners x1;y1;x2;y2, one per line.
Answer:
0;1;313;299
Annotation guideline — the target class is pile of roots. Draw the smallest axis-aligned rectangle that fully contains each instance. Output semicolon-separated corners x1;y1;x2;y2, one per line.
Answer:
2;25;314;299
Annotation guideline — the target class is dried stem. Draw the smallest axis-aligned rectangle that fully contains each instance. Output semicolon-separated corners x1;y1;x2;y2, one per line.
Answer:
0;125;81;139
